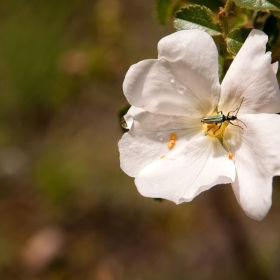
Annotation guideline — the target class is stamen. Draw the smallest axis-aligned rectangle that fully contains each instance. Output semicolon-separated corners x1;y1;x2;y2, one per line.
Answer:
167;134;177;149
170;134;177;140
221;134;233;160
167;140;175;148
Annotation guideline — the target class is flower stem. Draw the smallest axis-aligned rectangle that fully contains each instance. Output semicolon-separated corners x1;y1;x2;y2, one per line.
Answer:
224;0;233;15
219;0;233;37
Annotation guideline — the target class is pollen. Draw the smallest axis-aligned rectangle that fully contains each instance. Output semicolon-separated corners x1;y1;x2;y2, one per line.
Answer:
228;153;233;160
160;155;165;159
167;140;175;148
167;134;177;149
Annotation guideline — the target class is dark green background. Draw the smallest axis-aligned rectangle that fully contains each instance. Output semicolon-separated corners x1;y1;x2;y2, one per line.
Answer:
0;0;279;279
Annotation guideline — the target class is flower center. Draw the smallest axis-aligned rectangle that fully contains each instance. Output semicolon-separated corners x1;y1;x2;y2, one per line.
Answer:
202;112;229;137
201;111;233;160
203;121;228;137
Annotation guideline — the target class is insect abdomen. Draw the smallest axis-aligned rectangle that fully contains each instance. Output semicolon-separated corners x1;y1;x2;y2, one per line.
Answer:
201;114;224;124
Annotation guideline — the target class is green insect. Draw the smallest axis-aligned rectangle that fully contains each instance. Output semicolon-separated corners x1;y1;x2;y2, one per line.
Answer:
201;97;246;134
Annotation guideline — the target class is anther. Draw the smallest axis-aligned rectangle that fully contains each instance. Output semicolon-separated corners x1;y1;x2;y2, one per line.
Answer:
221;135;233;160
167;134;177;149
167;140;175;148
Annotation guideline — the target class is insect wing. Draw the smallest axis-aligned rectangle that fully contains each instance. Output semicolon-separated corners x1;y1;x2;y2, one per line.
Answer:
201;114;224;124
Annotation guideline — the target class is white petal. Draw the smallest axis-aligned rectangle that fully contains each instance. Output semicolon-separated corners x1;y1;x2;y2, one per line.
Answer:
135;136;235;204
228;114;280;220
118;107;203;177
271;61;278;74
123;30;221;118
220;29;280;115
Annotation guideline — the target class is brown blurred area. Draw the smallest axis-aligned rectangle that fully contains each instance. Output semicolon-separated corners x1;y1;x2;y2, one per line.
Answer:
0;0;280;279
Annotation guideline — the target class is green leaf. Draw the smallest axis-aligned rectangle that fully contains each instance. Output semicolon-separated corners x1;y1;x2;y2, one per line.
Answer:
156;0;171;25
230;14;248;29
233;0;280;11
226;28;251;56
174;5;222;36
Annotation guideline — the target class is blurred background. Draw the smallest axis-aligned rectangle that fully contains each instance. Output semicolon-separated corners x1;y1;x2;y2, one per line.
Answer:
0;0;280;279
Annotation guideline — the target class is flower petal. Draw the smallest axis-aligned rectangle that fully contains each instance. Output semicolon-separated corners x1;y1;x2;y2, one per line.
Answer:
220;29;280;115
123;30;221;118
271;61;278;74
228;114;280;220
118;107;203;177
135;136;235;204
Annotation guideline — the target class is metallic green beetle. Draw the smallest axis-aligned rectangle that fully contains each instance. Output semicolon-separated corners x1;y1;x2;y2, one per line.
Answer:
201;98;245;134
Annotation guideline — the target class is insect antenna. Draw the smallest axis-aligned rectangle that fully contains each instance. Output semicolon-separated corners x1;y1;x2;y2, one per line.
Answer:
226;97;244;117
234;97;244;116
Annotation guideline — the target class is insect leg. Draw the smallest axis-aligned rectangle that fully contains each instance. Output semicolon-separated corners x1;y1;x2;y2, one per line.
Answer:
228;121;243;130
213;123;222;135
237;119;247;128
206;124;216;132
206;122;223;135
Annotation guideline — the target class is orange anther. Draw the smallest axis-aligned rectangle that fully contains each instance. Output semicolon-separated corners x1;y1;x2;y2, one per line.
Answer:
167;141;175;149
167;134;177;148
228;153;233;160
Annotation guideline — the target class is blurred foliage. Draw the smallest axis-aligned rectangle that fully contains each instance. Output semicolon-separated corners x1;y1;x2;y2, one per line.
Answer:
0;0;279;279
168;0;280;79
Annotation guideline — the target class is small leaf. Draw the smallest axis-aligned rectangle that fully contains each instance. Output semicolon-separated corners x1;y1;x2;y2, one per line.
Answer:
230;14;248;29
174;5;222;36
156;0;172;25
226;28;251;56
233;0;280;11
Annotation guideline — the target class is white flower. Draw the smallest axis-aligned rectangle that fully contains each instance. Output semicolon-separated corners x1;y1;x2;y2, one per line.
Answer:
118;29;280;220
